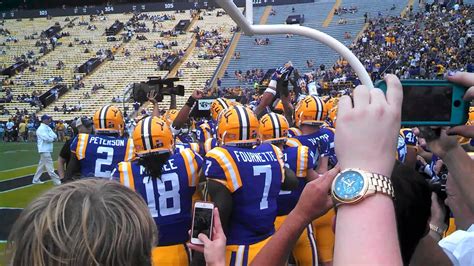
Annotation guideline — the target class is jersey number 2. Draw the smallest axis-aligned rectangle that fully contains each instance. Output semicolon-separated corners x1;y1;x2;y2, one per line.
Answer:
95;147;114;177
253;165;272;210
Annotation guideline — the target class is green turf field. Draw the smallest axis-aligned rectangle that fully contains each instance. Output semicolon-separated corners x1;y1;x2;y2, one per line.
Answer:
0;141;64;262
0;141;62;171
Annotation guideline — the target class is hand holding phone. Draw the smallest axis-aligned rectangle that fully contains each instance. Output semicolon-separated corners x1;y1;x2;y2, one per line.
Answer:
191;201;215;245
375;79;469;126
188;206;227;266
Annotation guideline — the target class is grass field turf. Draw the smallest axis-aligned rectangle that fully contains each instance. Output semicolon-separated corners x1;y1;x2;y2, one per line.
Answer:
0;141;63;263
0;142;62;181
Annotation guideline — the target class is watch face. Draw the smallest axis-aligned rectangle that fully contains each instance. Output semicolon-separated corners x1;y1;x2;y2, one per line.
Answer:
334;170;366;201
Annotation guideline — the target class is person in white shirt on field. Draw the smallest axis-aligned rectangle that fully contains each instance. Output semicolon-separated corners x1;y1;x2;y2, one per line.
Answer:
32;114;61;185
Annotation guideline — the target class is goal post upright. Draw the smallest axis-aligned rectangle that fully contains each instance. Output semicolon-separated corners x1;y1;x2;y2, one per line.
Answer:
245;0;253;25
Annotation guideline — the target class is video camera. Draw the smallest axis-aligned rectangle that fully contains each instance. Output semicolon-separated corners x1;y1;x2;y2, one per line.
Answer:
131;77;185;104
429;164;449;201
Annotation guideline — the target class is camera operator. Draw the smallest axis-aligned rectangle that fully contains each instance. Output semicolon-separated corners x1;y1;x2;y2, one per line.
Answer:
416;72;474;213
412;173;474;266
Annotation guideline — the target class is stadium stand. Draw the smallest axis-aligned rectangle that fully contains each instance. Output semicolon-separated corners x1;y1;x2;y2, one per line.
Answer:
218;0;410;90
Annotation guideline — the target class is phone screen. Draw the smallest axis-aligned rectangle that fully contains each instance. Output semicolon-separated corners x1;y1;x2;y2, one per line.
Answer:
402;86;452;121
192;207;213;239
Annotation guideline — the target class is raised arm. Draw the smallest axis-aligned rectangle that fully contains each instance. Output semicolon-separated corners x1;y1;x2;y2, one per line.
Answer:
251;167;338;266
172;89;203;130
333;74;403;265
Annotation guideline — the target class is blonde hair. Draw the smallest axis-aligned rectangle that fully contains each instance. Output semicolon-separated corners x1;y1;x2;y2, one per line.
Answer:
7;179;157;266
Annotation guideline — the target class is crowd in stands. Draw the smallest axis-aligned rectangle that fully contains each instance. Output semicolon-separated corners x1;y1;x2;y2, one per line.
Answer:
195;28;230;59
323;2;473;86
1;2;474;266
334;5;359;15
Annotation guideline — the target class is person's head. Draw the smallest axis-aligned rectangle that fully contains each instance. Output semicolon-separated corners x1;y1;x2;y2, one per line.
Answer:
391;161;431;265
75;116;93;134
41;114;52;124
133;116;174;179
93;105;124;136
7;179;157;266
294;95;327;133
258;112;289;149
445;173;474;230
210;97;231;122
217;105;259;147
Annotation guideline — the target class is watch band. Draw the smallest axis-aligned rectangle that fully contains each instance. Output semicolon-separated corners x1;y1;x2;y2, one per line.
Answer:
429;223;446;236
368;172;395;198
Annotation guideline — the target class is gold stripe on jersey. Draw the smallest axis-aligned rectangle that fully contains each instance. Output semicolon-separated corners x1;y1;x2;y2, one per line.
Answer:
270;144;285;183
124;138;135;161
296;146;309;178
207;147;242;192
200;124;212;140
289;127;302;137
286;138;302;148
75;134;89;160
190;143;200;154
119;162;135;191
181;149;198;187
204;138;214;154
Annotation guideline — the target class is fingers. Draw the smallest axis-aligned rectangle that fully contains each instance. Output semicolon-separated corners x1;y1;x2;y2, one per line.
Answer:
353;85;370;107
318;166;340;188
198;233;211;245
384;74;403;107
448;72;474;88
369;88;387;104
212;208;223;235
447;125;474;138
337;95;352;118
464;86;474;101
186;243;204;253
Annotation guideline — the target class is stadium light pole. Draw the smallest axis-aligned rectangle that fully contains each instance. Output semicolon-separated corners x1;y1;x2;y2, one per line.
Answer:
216;0;374;89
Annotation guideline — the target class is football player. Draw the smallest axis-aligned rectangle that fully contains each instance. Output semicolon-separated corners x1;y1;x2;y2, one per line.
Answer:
286;95;332;174
255;62;295;123
259;112;319;265
204;105;298;265
399;128;418;168
65;105;134;180
112;116;203;265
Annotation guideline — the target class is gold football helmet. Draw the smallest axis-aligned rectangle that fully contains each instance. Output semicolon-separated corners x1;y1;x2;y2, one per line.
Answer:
133;116;174;156
210;98;231;121
259;113;289;144
328;106;338;128
324;97;339;113
93;105;124;135
295;95;327;127
217;105;259;146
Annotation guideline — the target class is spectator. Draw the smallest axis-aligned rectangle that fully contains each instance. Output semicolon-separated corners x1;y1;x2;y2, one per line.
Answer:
57;117;93;180
7;179;157;266
18;120;27;142
56;120;66;142
32;114;61;185
5;119;14;142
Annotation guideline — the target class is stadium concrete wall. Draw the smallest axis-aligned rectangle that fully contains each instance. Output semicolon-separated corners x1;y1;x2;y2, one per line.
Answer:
2;0;314;20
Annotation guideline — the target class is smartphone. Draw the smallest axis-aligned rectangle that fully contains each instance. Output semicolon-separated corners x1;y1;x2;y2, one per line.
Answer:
190;201;214;245
375;79;469;126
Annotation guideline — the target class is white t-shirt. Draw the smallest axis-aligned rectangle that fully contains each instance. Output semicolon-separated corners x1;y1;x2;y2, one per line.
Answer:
438;225;474;266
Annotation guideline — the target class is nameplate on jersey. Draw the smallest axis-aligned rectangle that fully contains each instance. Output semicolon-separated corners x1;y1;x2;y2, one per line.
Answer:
89;136;125;146
233;150;278;163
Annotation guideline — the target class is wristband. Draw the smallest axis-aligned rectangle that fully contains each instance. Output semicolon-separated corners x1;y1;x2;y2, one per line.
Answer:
185;96;197;108
429;223;446;237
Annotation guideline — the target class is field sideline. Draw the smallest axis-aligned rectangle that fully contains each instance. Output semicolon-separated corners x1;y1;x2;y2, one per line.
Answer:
0;141;63;264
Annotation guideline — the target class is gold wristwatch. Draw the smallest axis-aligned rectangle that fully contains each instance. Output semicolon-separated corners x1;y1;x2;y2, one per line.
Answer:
331;168;395;205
